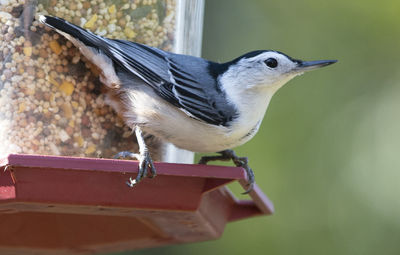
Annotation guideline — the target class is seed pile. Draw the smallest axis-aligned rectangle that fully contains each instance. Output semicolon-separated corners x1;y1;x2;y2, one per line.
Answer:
0;0;176;158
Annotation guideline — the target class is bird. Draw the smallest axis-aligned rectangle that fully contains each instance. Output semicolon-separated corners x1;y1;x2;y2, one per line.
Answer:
39;15;337;193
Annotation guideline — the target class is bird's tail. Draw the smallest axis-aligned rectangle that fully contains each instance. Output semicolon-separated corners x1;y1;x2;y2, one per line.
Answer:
39;15;122;89
39;15;106;49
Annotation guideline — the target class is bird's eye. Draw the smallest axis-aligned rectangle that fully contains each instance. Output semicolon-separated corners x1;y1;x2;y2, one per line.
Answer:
264;58;278;68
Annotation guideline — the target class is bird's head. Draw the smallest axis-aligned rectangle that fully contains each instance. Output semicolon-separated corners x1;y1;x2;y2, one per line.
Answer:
219;50;337;94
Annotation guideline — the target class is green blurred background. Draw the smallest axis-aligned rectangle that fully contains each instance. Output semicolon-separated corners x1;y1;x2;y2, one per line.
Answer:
121;0;400;254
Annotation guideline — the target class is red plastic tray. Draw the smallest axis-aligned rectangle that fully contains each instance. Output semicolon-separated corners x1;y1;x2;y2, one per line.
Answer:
0;154;273;254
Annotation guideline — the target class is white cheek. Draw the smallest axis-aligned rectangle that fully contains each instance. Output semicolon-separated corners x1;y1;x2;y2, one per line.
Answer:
261;69;280;85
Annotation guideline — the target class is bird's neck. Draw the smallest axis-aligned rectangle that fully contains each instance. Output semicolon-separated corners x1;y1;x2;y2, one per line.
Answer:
243;85;274;117
228;85;275;138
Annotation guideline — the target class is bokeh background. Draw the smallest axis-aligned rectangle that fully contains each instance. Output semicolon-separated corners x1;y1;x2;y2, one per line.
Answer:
122;0;400;254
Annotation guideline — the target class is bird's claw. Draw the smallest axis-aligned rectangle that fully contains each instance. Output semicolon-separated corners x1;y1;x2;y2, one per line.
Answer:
114;150;156;187
230;155;255;194
126;177;137;187
199;149;255;194
240;162;255;194
114;151;140;160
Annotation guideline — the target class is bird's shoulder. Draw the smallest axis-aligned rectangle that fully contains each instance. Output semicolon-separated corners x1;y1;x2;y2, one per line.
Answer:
110;40;239;126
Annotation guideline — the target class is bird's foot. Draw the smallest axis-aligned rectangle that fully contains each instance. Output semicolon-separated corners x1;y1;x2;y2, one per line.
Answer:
199;149;255;194
114;150;156;187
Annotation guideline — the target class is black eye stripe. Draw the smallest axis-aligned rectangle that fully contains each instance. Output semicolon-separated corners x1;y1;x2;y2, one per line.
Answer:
264;58;278;68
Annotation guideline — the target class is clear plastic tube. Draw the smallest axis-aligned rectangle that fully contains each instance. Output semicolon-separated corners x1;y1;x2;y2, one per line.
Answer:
0;0;179;159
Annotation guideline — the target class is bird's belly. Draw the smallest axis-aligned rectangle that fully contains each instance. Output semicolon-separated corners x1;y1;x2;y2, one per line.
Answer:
154;127;239;153
144;115;259;153
109;87;258;153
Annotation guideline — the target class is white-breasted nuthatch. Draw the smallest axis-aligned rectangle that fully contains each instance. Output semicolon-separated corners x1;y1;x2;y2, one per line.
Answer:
39;15;336;193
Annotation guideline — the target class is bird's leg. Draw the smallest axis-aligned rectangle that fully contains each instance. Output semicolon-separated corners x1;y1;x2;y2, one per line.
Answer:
114;126;156;187
199;149;255;194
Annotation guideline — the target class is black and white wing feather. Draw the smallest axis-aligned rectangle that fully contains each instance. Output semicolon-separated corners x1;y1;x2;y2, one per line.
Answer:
40;15;237;126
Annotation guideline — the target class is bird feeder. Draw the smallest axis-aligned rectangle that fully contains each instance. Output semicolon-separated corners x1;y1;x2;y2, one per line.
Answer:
0;154;274;254
0;0;201;163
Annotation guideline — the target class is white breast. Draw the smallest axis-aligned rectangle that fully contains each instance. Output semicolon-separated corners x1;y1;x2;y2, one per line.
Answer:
111;83;267;153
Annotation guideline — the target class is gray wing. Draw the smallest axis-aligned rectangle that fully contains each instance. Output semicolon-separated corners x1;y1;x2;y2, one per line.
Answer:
106;40;237;126
40;15;236;126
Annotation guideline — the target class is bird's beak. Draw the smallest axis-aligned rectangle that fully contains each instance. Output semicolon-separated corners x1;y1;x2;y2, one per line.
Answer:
294;59;337;73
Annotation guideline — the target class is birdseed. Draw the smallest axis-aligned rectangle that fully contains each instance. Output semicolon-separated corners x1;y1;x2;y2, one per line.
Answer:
0;0;176;159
